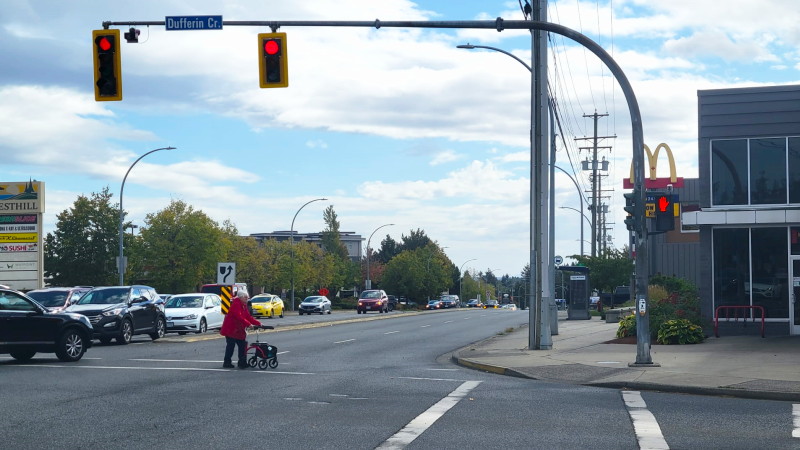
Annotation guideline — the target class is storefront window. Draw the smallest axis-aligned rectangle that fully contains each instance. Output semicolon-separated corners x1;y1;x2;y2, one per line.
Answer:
750;138;787;205
711;139;748;206
713;228;750;311
789;138;800;204
750;228;788;318
792;227;800;255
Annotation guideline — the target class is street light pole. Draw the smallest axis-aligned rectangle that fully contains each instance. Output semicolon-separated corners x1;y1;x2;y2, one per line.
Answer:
426;246;448;301
366;223;395;290
560;206;591;257
291;198;327;311
459;258;477;306
118;146;175;286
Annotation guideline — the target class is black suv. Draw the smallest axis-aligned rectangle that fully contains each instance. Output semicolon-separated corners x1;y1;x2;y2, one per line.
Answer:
67;286;166;345
386;295;398;311
0;288;93;362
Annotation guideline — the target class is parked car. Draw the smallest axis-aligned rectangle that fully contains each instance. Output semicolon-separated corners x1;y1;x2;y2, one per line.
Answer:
467;299;482;308
357;290;388;314
164;294;223;335
26;286;92;312
483;300;499;309
425;300;442;310
0;288;93;362
502;304;518;311
386;295;398;311
66;285;166;345
250;294;285;318
439;295;459;308
299;296;332;315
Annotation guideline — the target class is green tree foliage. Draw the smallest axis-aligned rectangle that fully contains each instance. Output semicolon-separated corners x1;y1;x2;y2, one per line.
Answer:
377;234;400;263
321;205;348;261
228;236;268;292
44;187;125;286
572;247;634;293
382;245;452;302
399;228;432;253
133;200;225;294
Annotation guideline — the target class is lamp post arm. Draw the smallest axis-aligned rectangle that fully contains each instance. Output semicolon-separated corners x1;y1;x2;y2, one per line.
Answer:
463;44;532;72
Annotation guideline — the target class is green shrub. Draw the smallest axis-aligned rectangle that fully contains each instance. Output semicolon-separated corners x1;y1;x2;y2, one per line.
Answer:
648;285;669;303
657;319;705;345
332;296;358;310
616;314;637;338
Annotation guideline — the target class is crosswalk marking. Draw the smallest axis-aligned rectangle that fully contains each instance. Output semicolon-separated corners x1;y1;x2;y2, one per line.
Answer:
793;404;800;438
622;391;669;450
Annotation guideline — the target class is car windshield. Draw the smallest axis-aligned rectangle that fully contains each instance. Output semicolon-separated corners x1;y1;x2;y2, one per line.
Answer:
77;288;129;305
469;300;478;303
360;291;381;299
27;290;69;307
304;297;323;303
165;296;203;308
428;301;439;305
251;296;273;303
441;295;456;301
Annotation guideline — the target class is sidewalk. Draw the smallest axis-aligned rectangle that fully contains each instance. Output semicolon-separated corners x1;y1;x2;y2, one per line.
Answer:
452;312;800;401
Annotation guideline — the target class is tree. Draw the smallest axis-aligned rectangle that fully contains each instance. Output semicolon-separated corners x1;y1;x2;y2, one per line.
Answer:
44;187;125;286
321;205;348;261
382;246;452;302
133;200;225;294
228;236;268;293
399;228;432;253
572;247;634;293
376;234;400;263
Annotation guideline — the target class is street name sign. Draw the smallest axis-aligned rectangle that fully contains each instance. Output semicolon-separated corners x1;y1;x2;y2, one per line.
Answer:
165;16;223;31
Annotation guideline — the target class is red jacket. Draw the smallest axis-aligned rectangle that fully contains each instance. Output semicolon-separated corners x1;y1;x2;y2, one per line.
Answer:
220;298;261;340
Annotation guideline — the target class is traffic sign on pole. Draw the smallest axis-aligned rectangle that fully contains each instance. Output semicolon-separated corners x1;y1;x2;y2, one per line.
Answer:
217;262;236;285
554;255;563;266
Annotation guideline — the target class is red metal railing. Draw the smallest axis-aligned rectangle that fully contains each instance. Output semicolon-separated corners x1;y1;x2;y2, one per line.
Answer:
714;306;765;338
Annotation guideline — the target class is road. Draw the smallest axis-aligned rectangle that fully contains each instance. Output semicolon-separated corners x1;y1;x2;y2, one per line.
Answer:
1;308;798;450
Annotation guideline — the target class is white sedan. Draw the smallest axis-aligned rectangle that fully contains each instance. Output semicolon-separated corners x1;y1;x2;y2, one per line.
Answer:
164;294;224;334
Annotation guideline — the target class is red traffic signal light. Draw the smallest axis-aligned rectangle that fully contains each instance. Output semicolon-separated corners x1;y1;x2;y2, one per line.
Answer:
92;29;122;101
258;32;288;88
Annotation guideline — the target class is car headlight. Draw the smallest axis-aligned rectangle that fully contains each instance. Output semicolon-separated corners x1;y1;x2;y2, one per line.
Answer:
103;308;124;316
359;302;363;306
184;314;197;320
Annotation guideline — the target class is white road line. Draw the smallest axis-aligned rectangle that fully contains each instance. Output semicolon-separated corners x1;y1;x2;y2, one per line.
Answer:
622;391;669;450
396;376;467;382
420;325;431;328
444;320;453;324
277;351;290;355
376;381;481;449
129;359;223;363
463;317;471;320
10;364;314;375
334;339;356;344
384;331;400;335
793;404;800;438
1;356;102;360
329;394;349;397
425;368;458;371
255;371;315;375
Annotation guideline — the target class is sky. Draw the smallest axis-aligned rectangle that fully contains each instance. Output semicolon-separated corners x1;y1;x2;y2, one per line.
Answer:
2;0;800;279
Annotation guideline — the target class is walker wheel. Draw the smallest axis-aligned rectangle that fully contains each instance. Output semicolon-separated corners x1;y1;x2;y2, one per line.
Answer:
248;356;258;368
268;358;278;369
258;358;268;370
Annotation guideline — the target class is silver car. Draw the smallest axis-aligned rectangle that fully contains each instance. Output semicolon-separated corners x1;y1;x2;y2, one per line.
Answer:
164;294;224;335
298;296;332;315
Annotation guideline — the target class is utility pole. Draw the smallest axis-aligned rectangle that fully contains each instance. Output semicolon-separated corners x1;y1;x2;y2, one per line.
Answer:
576;113;613;258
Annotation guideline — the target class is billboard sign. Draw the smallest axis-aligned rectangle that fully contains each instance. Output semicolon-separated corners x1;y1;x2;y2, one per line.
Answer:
0;181;44;290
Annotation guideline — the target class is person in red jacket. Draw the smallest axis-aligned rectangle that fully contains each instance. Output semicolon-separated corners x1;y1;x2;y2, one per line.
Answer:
221;291;261;369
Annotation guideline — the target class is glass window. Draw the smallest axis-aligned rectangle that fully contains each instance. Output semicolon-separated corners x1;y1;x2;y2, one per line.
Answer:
78;288;129;305
750;138;787;205
789;138;800;203
680;203;700;233
26;290;69;307
750;228;788;318
792;227;800;255
0;292;37;311
713;228;750;312
712;139;748;206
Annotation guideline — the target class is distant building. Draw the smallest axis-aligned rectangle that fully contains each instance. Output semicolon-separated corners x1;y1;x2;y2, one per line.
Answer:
250;231;364;262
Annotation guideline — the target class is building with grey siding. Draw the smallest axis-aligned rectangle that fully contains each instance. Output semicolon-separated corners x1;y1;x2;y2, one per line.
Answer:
648;178;700;288
682;84;800;335
250;231;364;262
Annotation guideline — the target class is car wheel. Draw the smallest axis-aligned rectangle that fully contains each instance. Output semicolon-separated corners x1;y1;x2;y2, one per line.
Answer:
327;308;331;314
117;319;133;345
150;317;166;340
55;329;86;362
299;311;303;316
280;309;284;318
99;337;112;345
9;350;36;361
196;318;207;334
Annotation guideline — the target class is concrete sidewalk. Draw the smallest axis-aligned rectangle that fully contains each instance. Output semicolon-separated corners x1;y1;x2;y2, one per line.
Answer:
452;312;800;401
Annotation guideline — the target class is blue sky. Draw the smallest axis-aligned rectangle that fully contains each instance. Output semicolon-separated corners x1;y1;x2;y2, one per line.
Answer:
2;0;799;277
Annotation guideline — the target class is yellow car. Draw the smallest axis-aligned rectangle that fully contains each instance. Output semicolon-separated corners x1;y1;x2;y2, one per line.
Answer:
250;294;284;318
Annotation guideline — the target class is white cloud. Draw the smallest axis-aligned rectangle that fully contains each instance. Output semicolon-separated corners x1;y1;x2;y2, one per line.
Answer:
306;140;328;149
663;30;778;62
430;149;463;166
772;65;788;70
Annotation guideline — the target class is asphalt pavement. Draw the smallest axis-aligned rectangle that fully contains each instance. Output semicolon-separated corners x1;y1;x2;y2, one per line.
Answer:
1;308;799;449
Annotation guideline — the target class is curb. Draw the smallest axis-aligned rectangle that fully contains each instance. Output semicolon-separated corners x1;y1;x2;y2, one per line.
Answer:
159;308;469;344
450;356;531;379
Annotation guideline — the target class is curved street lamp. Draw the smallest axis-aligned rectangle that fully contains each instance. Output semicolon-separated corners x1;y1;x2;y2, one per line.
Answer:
365;223;394;290
458;258;477;306
560;206;591;257
290;198;327;311
118;146;175;286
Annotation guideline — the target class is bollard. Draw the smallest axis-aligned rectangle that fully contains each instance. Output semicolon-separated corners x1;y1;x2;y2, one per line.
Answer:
549;298;558;335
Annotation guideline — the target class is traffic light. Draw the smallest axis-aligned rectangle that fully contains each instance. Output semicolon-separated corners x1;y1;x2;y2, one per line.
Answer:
623;191;637;232
258;32;288;88
655;193;675;232
92;29;122;101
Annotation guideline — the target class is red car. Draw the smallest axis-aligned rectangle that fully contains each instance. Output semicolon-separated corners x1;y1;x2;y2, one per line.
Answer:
357;290;389;314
